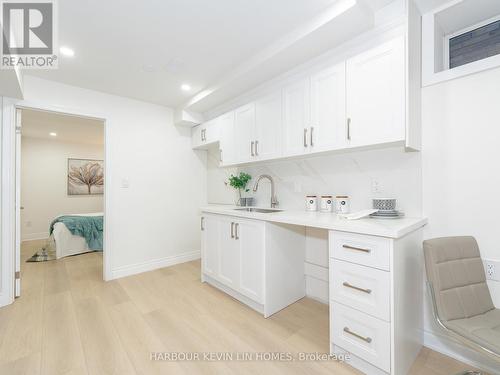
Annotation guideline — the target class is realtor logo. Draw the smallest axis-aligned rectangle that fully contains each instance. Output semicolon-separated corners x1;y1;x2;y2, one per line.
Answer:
1;0;58;69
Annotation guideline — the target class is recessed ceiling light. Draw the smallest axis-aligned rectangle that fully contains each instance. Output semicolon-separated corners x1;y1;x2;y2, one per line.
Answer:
49;132;57;137
59;46;75;57
181;84;191;91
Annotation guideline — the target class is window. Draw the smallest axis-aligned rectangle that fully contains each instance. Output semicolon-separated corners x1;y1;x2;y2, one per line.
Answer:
448;18;500;69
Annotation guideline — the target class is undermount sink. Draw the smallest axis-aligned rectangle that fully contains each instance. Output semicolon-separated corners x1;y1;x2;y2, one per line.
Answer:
234;207;283;213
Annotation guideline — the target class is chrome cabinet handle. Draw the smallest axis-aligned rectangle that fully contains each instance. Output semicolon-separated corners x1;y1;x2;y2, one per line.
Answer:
235;223;239;240
201;217;205;231
343;327;372;343
310;126;314;147
342;244;371;253
230;222;234;238
251;141;255;157
303;128;308;147
346;118;351;141
219;149;223;162
343;281;372;294
255;140;259;156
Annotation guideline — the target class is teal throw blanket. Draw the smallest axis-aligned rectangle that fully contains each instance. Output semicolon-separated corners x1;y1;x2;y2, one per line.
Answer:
50;215;103;251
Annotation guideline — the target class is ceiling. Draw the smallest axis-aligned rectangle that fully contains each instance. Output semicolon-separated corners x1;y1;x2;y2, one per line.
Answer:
25;0;457;110
21;109;104;145
26;0;342;107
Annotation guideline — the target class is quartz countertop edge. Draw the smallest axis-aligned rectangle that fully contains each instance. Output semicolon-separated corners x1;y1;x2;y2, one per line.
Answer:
200;205;427;239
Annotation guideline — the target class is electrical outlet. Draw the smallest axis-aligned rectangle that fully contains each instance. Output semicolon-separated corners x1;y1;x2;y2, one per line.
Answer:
484;260;500;281
486;262;495;280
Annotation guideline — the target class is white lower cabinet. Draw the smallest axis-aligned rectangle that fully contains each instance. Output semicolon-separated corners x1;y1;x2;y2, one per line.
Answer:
201;215;219;278
329;229;423;375
218;216;240;289
201;213;305;317
238;219;265;303
331;301;391;372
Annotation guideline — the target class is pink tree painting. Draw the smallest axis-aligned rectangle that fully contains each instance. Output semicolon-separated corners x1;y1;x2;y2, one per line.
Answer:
68;159;104;195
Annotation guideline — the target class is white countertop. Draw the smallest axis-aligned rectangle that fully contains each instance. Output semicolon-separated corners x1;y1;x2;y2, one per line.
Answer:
201;205;427;239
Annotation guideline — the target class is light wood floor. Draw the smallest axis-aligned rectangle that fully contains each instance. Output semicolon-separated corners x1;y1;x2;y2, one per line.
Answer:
0;239;485;375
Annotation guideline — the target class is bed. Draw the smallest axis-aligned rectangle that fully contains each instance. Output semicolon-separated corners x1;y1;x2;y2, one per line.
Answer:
50;213;103;259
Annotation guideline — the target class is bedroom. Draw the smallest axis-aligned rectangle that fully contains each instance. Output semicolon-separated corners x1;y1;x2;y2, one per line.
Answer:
19;109;104;282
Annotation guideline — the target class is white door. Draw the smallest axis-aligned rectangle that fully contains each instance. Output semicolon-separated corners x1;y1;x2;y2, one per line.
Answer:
218;217;239;289
346;37;406;147
218;111;236;166
15;109;22;297
237;220;264;303
201;215;219;278
283;80;310;157
310;63;347;153
234;103;256;163
254;91;282;161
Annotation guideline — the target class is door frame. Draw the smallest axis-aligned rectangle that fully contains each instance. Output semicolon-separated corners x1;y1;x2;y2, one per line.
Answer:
1;97;109;307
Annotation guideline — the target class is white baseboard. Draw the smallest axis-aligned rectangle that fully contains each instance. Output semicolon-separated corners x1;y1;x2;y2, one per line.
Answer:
21;232;49;241
110;250;201;280
423;330;500;375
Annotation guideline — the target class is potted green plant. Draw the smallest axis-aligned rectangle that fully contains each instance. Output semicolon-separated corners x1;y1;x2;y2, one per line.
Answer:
228;172;252;206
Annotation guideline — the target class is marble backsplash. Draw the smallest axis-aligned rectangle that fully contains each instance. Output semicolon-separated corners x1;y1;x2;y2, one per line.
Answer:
207;146;422;217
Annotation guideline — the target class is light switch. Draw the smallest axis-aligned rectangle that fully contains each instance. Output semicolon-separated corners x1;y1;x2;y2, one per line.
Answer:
121;178;130;188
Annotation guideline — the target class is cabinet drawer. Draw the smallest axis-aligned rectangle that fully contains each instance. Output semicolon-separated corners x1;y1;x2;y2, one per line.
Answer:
330;259;390;321
330;231;391;271
331;302;390;372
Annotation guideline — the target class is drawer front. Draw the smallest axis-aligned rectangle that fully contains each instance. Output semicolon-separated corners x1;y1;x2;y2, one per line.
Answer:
330;259;390;321
331;302;391;372
330;231;391;271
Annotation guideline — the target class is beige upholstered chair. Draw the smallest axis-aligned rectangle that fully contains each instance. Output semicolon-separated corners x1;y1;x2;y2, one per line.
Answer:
424;236;500;375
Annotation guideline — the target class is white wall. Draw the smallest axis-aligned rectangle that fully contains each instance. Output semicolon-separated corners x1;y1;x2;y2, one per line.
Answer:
19;76;207;279
21;136;104;241
422;66;500;373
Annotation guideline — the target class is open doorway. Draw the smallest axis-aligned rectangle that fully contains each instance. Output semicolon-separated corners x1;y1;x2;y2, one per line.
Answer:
16;108;105;297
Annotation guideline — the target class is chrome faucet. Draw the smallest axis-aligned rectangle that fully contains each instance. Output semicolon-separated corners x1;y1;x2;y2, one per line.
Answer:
253;174;279;208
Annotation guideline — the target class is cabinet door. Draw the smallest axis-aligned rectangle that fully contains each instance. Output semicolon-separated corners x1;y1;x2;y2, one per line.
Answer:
255;91;282;161
234;103;256;163
191;124;205;149
283;80;310;157
201;215;219;278
218;111;236;166
346;37;405;147
237;220;264;303
310;63;346;152
204;119;219;144
218;217;239;289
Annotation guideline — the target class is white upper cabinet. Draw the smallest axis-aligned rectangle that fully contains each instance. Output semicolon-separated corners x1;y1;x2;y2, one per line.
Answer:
346;36;405;147
231;92;282;164
283;62;346;157
218;111;236;166
194;34;418;165
283;79;310;157
310;62;347;152
234;103;256;163
191;118;219;149
254;91;282;161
